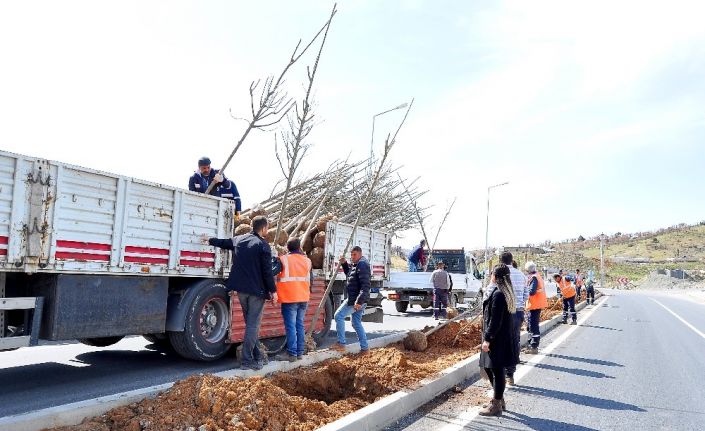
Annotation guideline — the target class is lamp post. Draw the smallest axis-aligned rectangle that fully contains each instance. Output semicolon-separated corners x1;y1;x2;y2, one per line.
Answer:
369;103;408;177
484;182;509;283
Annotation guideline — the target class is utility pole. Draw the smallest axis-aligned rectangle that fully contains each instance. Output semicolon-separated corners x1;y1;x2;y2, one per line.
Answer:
484;182;509;286
600;233;605;288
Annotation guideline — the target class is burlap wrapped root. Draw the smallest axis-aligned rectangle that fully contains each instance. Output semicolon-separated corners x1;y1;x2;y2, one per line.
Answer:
313;231;326;248
234;224;253;236
266;228;289;246
310;247;325;269
301;228;318;253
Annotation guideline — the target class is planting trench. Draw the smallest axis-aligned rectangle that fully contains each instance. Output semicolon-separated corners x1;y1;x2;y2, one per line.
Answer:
45;297;584;431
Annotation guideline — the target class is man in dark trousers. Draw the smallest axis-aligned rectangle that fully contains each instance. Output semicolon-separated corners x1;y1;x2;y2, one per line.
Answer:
333;246;370;352
203;216;276;370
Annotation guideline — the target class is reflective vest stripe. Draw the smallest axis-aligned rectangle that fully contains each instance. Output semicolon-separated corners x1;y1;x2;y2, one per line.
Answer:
278;276;310;282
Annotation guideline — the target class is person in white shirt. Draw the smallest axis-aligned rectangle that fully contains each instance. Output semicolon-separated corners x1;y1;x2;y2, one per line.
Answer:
430;262;451;320
500;252;528;385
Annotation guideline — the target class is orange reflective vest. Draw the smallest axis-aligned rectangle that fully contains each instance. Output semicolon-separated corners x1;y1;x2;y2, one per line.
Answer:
526;273;548;310
557;277;576;299
276;253;312;303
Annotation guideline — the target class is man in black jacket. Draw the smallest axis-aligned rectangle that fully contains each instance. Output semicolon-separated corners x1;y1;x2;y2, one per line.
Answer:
332;246;370;352
204;215;276;370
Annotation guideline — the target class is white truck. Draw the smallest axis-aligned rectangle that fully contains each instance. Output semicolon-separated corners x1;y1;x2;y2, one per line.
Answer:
0;149;390;361
385;249;482;312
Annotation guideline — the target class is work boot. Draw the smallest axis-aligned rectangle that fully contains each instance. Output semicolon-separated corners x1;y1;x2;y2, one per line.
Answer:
482;398;506;411
570;320;577;325
506;376;515;386
526;347;539;354
274;352;297;362
478;398;503;416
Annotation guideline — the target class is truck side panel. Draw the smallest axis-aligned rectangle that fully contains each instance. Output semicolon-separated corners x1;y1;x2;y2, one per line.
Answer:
323;221;390;282
29;274;167;340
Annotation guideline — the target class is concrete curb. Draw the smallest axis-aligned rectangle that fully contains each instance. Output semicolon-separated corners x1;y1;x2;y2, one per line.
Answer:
318;294;603;431
0;332;408;431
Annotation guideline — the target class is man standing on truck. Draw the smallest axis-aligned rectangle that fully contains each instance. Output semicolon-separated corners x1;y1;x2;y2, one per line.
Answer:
407;239;427;272
501;251;528;386
204;215;276;370
189;156;242;216
273;237;313;362
431;261;451;319
333;246;370;352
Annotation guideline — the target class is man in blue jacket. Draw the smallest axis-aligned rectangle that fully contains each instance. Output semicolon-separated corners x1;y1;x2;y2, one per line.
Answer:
204;215;276;370
333;246;370;352
189;156;242;214
407;239;426;272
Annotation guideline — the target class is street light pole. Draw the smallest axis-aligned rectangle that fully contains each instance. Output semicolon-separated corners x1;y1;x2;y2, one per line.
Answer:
369;103;408;177
483;182;509;285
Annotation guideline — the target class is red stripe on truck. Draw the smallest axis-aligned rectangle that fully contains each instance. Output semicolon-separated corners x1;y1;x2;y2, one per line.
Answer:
0;236;8;245
55;251;110;261
124;246;169;255
56;240;111;251
0;249;7;256
124;256;168;265
180;251;215;259
179;259;214;268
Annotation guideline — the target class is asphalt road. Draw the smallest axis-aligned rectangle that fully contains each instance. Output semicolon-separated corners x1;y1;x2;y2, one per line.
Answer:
385;288;705;431
0;298;440;418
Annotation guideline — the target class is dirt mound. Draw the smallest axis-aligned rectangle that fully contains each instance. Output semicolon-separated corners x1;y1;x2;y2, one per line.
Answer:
426;318;483;350
636;272;705;290
49;339;481;431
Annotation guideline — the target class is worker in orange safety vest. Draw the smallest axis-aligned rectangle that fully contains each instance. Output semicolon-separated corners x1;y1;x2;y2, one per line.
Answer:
553;273;577;325
273;237;313;362
524;261;547;354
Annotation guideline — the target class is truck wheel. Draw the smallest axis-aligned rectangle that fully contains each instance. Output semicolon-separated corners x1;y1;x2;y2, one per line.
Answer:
395;301;409;313
311;295;333;346
168;280;231;361
78;336;125;347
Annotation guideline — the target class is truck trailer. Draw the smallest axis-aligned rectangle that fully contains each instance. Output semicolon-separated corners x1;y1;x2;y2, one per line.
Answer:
0;149;390;361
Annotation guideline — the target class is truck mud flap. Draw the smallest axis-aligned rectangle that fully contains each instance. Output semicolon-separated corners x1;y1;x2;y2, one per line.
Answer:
361;306;384;323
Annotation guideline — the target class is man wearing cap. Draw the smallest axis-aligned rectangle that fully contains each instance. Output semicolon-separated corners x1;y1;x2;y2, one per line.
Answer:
188;156;242;214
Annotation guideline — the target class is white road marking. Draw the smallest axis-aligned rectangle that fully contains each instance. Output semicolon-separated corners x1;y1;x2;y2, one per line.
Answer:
651;298;705;341
437;296;609;431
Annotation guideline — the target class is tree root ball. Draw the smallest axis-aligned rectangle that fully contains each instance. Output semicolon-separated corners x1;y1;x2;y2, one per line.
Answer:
403;330;428;352
316;214;336;232
310;247;324;269
234;224;253;236
249;204;268;218
301;228;318;253
446;307;459;319
265;228;288;246
313;231;326;248
236;215;251;227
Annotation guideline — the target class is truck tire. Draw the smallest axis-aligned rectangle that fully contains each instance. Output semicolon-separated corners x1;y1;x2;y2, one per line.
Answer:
311;295;333;346
168;280;231;361
78;336;125;347
395;301;409;313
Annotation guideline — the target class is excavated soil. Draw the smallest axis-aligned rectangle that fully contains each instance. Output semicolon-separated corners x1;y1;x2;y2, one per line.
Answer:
47;322;482;431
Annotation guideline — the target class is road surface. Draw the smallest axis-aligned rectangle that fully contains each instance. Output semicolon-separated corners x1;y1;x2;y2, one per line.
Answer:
0;297;440;418
385;288;705;431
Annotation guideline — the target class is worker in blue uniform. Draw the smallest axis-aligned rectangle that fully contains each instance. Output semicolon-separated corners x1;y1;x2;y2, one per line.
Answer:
188;156;241;214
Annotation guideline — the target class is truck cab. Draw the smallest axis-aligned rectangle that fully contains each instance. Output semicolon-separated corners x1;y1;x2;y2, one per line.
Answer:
385;248;482;313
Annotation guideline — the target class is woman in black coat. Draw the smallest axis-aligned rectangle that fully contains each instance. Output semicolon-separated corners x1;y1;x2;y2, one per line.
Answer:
479;263;519;416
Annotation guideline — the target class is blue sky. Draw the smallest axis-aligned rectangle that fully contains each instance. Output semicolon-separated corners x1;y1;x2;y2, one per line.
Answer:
1;0;703;250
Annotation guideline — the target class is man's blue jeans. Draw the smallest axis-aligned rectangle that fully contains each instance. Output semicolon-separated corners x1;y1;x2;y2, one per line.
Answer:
237;292;266;366
334;302;368;350
281;302;308;357
408;261;419;272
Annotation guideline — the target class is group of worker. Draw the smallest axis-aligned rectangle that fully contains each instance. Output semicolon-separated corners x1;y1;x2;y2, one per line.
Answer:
201;216;370;370
478;251;598;416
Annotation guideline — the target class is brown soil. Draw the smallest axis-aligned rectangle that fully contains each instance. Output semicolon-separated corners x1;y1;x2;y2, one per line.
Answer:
48;328;481;431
